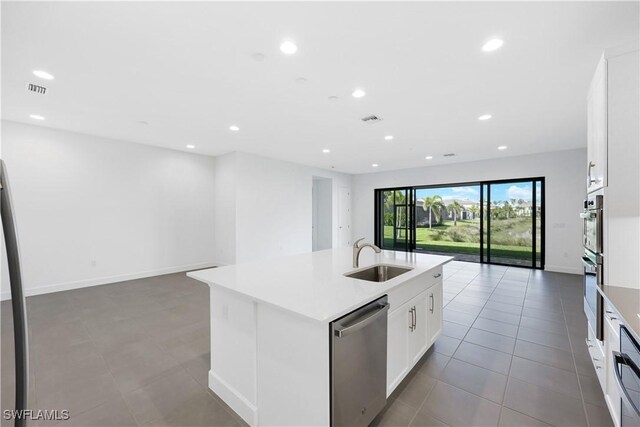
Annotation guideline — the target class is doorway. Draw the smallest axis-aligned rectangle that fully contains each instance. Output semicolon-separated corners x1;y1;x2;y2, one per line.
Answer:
312;177;333;251
374;178;545;269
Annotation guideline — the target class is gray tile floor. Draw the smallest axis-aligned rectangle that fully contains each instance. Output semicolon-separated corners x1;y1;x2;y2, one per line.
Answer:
1;262;613;426
371;261;614;427
1;273;244;427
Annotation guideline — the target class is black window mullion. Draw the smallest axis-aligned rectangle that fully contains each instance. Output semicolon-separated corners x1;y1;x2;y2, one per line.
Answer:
531;180;537;269
487;184;491;264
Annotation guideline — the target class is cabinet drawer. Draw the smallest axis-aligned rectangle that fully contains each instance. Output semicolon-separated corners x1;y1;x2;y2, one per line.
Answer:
387;267;442;312
604;302;621;340
587;324;605;387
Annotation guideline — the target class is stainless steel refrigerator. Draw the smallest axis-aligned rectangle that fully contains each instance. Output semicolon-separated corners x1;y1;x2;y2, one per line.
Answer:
1;159;29;427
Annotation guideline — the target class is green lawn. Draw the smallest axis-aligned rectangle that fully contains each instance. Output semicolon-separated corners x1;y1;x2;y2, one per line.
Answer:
384;220;534;261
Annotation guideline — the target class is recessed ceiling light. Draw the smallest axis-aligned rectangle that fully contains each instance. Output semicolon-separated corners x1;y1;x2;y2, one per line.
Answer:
33;70;54;80
478;114;492;121
29;114;45;120
384;135;394;141
482;39;504;52
498;145;508;150
229;125;240;132
280;40;298;55
186;144;195;149
352;89;366;98
372;163;379;168
322;149;330;154
425;156;433;160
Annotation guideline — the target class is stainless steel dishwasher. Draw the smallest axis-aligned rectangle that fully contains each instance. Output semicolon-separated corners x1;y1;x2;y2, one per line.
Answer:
331;295;389;426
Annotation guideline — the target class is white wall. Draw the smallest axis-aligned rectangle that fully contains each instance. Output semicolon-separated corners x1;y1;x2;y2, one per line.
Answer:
214;152;351;265
213;153;237;266
352;149;587;274
1;121;217;298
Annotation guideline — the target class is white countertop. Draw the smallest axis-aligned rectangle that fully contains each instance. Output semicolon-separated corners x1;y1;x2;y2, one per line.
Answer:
187;247;452;323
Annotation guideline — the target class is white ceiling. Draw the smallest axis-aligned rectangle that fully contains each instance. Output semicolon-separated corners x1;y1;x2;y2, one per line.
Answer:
2;1;638;174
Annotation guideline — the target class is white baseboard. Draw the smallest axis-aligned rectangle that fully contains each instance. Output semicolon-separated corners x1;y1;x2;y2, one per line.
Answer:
209;370;257;426
0;261;219;301
545;264;583;275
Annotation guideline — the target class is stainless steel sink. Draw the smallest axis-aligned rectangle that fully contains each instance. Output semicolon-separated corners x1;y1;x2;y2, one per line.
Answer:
344;264;413;282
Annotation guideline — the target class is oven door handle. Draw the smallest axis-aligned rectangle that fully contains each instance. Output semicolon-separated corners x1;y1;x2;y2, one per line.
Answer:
582;256;598;273
613;351;640;418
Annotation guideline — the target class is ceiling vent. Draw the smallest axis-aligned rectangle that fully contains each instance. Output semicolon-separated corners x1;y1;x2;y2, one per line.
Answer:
26;83;47;95
361;115;383;123
443;153;456;157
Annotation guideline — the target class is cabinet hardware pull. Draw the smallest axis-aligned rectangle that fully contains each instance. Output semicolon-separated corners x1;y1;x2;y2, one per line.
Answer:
433;273;442;278
409;307;415;332
588;161;597;185
412;306;417;330
429;294;434;313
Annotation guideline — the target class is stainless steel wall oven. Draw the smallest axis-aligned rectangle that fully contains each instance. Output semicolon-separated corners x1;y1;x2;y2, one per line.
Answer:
582;194;604;341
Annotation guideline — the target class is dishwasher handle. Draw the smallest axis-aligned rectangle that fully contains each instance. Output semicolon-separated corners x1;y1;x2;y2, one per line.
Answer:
334;302;390;338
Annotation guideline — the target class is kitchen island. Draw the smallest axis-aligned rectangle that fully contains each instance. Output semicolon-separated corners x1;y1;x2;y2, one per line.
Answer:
188;247;452;426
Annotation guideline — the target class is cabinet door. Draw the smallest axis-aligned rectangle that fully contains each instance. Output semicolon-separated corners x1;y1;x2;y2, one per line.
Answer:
587;57;607;191
604;312;621;427
386;303;410;396
427;282;443;345
408;293;428;366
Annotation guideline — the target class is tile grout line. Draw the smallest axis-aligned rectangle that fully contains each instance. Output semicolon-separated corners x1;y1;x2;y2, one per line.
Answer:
422;266;515;424
560;284;593;427
500;269;531;426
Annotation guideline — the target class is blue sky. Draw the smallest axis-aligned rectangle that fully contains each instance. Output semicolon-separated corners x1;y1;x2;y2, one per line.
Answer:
416;183;540;203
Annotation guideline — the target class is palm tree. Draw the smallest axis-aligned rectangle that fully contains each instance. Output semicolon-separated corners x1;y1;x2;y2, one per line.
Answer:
503;201;514;218
447;200;463;226
384;190;406;210
422;195;445;228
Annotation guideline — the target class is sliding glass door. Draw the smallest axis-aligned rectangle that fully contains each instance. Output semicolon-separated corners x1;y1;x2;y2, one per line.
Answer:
377;188;414;252
414;184;481;263
375;178;545;269
485;179;543;268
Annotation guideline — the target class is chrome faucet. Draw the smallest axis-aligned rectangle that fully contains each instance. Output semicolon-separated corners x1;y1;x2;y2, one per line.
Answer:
352;238;381;268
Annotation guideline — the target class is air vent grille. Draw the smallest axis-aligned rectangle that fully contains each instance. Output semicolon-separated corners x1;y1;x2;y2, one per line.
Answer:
361;115;383;123
443;153;455;157
27;83;47;95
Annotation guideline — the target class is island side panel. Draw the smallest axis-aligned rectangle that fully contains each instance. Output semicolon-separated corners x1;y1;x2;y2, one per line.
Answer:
209;286;259;425
256;303;330;426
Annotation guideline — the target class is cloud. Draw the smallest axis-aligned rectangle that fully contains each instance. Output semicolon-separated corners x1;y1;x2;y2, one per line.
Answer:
450;187;479;195
507;185;532;200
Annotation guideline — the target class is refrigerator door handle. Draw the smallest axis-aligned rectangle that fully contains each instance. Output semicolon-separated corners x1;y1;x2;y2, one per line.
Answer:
0;160;29;427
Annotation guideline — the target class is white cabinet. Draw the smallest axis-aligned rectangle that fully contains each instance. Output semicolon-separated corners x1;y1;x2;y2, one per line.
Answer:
408;292;428;366
604;305;622;427
426;282;443;345
599;44;640;290
386;268;444;396
587;56;608;192
386;301;410;395
386;291;427;395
